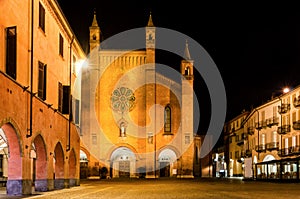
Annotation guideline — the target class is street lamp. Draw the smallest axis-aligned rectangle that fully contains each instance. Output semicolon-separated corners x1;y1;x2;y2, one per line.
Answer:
283;87;290;94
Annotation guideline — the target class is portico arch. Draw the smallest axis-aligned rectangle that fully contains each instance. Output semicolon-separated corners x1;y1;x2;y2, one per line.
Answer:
158;148;178;177
69;148;77;186
110;147;136;178
54;142;64;189
0;122;23;195
263;154;276;176
32;134;48;192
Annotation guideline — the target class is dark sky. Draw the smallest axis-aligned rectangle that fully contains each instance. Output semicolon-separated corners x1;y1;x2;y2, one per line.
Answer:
57;1;300;134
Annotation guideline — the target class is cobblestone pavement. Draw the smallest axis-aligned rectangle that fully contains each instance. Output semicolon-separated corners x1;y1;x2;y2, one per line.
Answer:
1;177;300;199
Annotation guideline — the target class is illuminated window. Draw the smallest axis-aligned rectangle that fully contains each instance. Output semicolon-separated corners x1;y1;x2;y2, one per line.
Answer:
59;34;64;57
5;26;17;80
72;55;76;74
164;105;171;132
38;61;47;100
39;3;45;32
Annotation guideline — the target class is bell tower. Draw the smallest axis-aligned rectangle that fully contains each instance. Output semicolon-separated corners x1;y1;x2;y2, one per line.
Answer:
145;12;155;64
181;40;194;86
89;10;101;52
180;40;194;178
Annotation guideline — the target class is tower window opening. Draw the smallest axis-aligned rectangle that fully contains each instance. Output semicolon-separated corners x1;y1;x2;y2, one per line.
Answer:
185;66;190;76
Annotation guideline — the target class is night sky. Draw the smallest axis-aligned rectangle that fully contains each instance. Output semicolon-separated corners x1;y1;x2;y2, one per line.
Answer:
57;1;300;135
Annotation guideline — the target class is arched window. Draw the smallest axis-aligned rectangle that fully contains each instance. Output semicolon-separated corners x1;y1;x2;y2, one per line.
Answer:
184;66;190;76
164;105;171;132
120;122;126;137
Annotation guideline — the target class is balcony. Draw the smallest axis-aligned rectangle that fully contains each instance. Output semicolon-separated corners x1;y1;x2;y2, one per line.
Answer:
293;96;300;108
255;121;263;130
290;146;300;155
277;125;291;134
266;117;279;127
255;144;266;153
293;121;300;130
278;103;290;114
266;142;279;151
278;148;291;157
247;126;254;135
236;139;244;146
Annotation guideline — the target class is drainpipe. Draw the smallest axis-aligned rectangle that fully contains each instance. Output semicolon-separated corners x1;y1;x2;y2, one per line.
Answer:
154;71;156;178
67;36;74;151
27;0;34;138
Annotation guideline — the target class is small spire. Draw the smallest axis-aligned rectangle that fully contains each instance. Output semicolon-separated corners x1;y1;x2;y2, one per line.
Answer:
92;9;98;27
184;39;192;60
147;11;154;27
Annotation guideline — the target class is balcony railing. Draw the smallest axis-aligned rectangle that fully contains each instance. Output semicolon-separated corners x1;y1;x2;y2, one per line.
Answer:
293;96;300;108
236;139;244;146
278;104;291;114
278;146;300;156
266;142;279;151
266;117;279;127
255;121;263;130
290;146;300;154
277;125;291;134
278;148;291;157
255;144;266;152
293;121;300;130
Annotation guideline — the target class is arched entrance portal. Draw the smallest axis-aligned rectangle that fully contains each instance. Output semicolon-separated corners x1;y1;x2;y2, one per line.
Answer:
79;150;88;179
110;147;136;178
263;154;276;176
158;149;177;177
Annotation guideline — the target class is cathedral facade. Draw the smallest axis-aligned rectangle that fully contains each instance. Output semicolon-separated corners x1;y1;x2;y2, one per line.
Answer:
80;13;195;178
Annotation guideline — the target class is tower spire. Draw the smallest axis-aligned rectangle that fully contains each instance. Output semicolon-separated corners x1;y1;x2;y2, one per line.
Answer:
184;39;191;60
147;11;154;27
92;9;98;27
89;9;101;52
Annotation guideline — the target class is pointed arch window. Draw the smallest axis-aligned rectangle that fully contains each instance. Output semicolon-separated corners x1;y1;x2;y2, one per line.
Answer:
120;122;126;137
164;105;171;133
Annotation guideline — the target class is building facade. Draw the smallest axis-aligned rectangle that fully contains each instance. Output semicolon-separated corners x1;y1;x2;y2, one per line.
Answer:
224;111;249;177
242;88;300;181
225;86;300;181
80;13;196;178
0;0;85;196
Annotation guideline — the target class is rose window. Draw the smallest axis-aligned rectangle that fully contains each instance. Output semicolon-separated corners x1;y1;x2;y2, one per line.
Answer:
111;87;135;113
